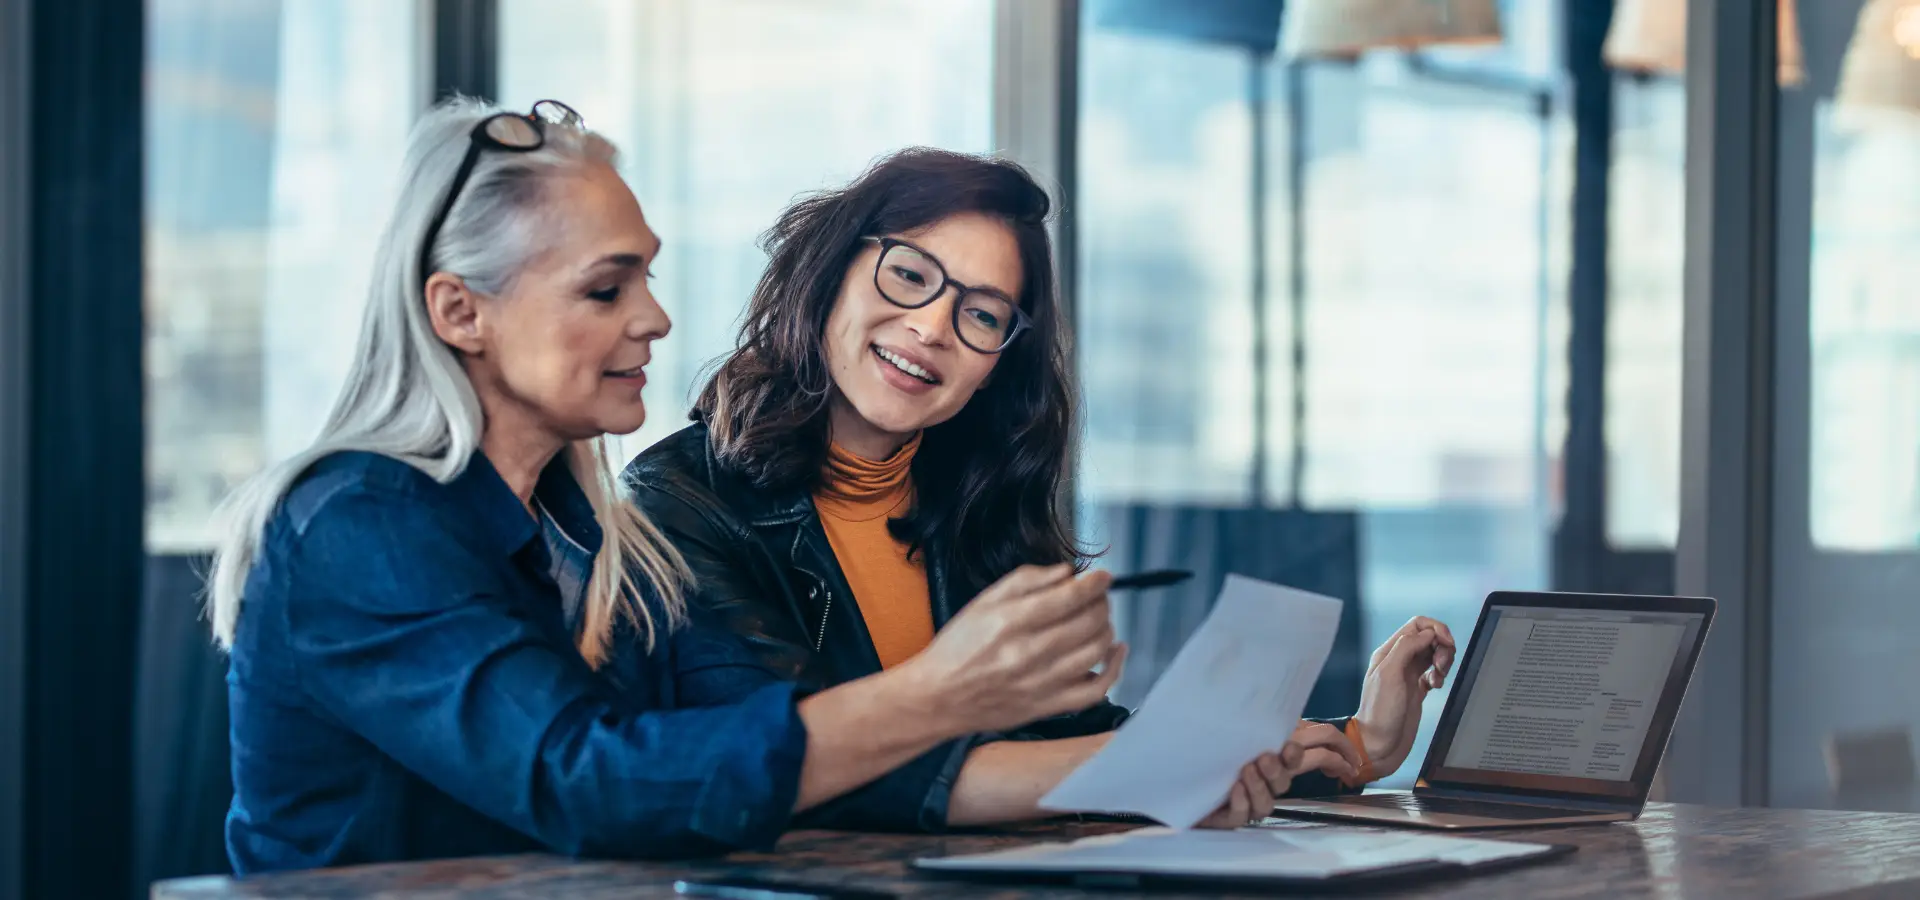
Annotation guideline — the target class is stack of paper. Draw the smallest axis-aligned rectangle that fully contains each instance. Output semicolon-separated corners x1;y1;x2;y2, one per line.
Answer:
1039;575;1343;828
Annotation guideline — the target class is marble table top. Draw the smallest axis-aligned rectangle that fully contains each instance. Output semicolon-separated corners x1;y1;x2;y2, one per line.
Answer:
152;803;1920;899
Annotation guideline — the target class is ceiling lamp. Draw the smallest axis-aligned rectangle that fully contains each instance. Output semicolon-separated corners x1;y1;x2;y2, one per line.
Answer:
1602;0;1806;86
1280;0;1503;60
1836;0;1920;115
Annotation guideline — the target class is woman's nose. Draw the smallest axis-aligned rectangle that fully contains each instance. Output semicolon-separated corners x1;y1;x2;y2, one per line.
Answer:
628;291;671;341
901;291;955;346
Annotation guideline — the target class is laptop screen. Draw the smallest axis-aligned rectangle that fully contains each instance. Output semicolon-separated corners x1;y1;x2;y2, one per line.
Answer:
1418;595;1712;802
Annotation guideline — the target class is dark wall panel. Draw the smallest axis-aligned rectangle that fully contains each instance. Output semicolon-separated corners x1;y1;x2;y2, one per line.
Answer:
16;0;147;897
0;0;33;896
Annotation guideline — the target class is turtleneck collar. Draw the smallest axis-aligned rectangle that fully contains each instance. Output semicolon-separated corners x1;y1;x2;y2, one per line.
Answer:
815;433;921;522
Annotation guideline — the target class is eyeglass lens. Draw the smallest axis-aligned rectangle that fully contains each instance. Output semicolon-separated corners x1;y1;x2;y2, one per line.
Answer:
875;243;1016;352
531;99;584;127
482;114;542;148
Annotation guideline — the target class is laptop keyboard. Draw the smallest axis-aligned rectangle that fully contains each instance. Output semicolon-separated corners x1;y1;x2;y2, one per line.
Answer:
1333;794;1588;820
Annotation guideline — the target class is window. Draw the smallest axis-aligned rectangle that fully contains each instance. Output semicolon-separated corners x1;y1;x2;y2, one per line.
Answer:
146;0;425;550
498;0;998;465
1076;4;1571;780
1606;76;1686;549
1767;0;1920;814
1294;61;1567;515
1076;30;1260;506
1293;59;1571;781
1807;110;1920;551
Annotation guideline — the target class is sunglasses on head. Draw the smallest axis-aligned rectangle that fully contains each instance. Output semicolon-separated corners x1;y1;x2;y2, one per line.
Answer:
417;99;585;288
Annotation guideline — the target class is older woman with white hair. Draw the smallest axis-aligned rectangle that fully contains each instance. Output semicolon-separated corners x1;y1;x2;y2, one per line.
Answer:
208;98;1128;874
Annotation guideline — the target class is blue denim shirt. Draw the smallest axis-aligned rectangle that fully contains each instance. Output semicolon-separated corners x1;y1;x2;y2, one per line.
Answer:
539;472;976;836
224;450;808;874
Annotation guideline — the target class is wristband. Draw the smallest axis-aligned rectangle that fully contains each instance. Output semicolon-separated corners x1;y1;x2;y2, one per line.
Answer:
1342;719;1378;788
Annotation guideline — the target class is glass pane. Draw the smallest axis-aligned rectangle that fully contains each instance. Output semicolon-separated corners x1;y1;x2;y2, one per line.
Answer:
1807;117;1920;552
1295;60;1569;781
1078;8;1570;783
145;0;424;551
1296;63;1562;517
1075;17;1269;715
498;0;997;464
1076;31;1259;508
1769;0;1920;814
1606;77;1686;549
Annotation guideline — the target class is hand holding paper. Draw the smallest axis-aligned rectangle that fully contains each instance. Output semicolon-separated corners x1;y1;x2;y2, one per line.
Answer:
1195;721;1363;829
1040;575;1345;828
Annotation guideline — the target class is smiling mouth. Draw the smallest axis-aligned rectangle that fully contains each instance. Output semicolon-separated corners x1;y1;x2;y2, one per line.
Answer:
872;345;939;385
604;365;645;378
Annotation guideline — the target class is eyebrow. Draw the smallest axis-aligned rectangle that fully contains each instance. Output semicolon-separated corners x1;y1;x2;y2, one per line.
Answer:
967;284;1019;305
891;236;1020;304
582;252;648;277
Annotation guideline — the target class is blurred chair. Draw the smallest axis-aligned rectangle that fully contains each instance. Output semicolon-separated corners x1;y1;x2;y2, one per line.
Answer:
1824;726;1918;813
133;554;233;887
1097;504;1364;720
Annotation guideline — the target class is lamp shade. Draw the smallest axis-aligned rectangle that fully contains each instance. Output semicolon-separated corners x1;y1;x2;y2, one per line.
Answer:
1602;0;1805;86
1601;0;1685;73
1280;0;1502;60
1836;0;1920;115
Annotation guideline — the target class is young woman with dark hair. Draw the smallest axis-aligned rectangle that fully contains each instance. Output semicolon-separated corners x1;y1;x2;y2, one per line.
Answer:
626;148;1453;832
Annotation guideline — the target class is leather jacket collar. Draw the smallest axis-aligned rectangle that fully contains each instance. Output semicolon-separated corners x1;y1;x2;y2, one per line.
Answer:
626;420;1138;757
626;421;962;687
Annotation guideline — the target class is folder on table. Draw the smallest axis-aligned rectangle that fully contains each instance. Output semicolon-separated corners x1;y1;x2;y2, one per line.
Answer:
915;825;1574;891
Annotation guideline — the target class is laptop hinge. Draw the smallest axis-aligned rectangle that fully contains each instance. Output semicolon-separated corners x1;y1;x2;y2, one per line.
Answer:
1414;784;1641;815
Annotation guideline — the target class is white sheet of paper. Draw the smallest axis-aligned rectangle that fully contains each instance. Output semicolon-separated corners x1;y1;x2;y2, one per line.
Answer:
918;826;1558;878
1038;574;1343;828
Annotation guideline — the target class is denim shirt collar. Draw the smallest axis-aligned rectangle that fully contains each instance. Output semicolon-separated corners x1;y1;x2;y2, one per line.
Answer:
534;453;604;554
447;450;603;559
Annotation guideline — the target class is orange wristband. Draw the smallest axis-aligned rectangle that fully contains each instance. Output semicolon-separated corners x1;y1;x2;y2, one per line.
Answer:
1342;719;1378;788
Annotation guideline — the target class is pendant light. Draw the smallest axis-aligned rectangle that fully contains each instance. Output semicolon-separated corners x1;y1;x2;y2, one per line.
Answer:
1836;0;1920;115
1602;0;1806;86
1281;0;1503;60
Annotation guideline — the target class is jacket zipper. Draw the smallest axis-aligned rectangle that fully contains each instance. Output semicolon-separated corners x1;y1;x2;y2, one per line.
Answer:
810;583;832;652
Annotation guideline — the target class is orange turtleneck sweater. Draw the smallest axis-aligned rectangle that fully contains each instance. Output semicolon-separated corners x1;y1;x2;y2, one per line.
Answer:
813;435;935;669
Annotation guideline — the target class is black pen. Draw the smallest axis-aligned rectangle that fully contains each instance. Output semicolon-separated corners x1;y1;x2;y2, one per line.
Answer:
1107;569;1193;591
673;876;896;900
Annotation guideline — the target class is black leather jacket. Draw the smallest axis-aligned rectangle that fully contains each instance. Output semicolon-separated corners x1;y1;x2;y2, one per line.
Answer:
624;421;1349;831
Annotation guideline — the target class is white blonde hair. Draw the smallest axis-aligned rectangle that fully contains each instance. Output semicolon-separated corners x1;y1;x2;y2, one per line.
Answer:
207;97;688;666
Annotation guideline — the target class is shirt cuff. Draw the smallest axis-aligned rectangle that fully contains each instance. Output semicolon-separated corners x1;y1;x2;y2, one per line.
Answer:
1281;715;1363;798
687;681;808;849
912;734;984;832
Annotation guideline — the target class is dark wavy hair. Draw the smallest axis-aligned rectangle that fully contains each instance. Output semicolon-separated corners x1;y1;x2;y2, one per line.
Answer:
696;147;1084;595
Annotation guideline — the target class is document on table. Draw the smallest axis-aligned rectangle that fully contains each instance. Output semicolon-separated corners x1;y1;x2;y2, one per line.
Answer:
918;826;1561;879
1038;574;1342;829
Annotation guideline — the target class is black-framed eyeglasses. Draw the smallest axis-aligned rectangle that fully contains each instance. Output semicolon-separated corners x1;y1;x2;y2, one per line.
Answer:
418;99;584;287
862;236;1031;354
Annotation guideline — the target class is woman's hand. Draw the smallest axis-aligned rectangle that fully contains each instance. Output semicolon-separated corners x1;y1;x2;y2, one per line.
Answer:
896;564;1126;735
1351;616;1456;781
1197;722;1364;829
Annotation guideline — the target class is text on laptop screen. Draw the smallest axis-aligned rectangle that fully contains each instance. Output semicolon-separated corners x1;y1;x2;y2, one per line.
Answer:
1423;604;1708;799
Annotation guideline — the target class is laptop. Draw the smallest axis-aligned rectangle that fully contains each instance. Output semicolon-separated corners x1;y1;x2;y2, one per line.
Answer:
1269;591;1716;830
